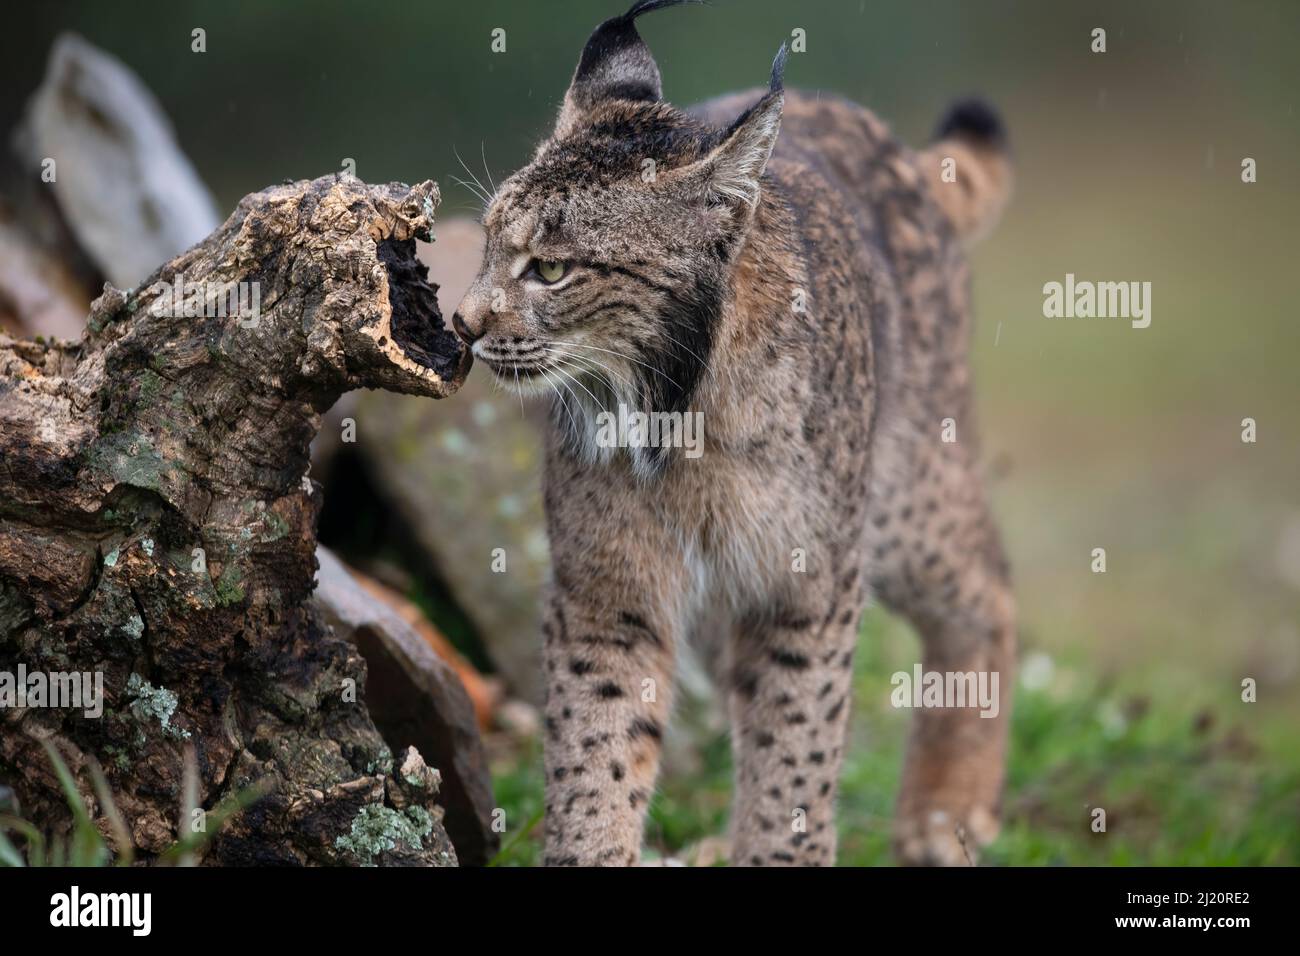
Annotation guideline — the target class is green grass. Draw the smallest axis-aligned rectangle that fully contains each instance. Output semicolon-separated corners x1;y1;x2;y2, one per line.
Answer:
489;613;1300;866
487;738;544;867
1;741;265;867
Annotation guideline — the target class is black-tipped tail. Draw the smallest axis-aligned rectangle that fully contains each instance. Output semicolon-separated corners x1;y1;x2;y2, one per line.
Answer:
923;98;1013;242
934;98;1007;150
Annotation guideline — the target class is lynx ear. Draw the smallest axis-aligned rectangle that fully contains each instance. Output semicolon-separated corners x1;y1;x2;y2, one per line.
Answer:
693;44;787;210
555;0;698;136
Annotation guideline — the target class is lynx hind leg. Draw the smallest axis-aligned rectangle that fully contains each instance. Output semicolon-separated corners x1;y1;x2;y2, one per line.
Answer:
726;573;867;866
869;452;1016;866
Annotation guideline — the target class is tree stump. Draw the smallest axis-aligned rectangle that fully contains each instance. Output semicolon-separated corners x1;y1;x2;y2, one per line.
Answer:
0;173;483;865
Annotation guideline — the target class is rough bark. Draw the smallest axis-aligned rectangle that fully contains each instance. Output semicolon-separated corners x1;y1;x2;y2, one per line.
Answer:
0;173;481;866
313;546;497;864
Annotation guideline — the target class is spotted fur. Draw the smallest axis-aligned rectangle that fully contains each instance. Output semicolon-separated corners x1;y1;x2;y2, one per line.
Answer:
455;0;1015;866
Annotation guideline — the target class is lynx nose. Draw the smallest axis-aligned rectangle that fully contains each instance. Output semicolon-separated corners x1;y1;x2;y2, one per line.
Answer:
452;311;483;345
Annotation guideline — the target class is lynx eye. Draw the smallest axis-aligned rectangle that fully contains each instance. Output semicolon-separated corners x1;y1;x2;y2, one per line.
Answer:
532;259;568;284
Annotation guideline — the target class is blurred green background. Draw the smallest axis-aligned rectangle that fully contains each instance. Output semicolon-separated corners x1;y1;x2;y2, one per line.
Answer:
5;0;1296;864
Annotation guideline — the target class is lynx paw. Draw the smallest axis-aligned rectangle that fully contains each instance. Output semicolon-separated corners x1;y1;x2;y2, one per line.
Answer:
893;805;999;866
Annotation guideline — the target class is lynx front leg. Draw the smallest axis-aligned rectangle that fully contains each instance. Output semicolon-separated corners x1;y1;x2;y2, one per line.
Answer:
726;589;864;866
539;567;681;866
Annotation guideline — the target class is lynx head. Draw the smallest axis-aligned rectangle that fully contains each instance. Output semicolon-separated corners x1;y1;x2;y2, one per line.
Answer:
454;0;786;463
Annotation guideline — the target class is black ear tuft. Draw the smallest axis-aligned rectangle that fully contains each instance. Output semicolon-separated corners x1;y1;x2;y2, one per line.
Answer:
768;42;788;95
568;0;703;109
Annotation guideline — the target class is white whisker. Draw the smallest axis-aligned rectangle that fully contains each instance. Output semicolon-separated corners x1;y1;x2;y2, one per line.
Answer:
655;328;717;379
480;141;497;195
538;366;580;438
448;175;490;210
548;360;607;413
558;341;683;393
452;144;494;207
544;345;635;396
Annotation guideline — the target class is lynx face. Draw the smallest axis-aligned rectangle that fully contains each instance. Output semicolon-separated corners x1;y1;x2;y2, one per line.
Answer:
454;6;786;460
458;110;727;418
